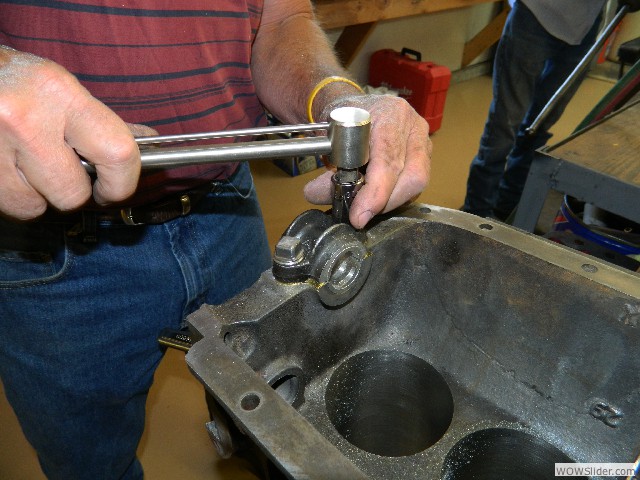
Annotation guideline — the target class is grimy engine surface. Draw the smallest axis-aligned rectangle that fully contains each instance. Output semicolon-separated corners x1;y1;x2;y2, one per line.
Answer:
186;204;640;480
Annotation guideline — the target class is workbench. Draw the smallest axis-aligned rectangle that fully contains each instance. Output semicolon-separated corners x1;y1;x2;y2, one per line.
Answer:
313;0;502;65
512;99;640;232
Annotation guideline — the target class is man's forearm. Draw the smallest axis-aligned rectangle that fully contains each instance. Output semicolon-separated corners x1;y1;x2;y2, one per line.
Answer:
253;1;431;230
251;1;362;124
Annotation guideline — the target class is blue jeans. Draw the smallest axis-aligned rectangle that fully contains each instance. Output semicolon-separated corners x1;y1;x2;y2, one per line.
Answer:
463;1;601;219
0;162;271;479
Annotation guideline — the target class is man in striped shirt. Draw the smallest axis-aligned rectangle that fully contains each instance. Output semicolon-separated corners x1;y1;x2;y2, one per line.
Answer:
0;1;431;478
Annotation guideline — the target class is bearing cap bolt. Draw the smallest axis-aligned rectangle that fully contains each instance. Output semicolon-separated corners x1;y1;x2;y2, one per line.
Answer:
274;236;305;266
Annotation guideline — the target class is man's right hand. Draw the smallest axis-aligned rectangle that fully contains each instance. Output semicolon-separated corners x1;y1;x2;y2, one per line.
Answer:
0;47;143;220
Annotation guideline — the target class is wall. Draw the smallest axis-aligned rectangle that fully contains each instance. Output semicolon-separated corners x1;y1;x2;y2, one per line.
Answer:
325;3;501;85
326;1;640;83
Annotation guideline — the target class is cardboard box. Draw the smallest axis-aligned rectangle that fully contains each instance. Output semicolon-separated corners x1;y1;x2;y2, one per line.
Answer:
273;155;324;176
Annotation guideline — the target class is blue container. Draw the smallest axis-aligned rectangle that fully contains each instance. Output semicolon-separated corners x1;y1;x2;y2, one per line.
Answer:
552;196;640;257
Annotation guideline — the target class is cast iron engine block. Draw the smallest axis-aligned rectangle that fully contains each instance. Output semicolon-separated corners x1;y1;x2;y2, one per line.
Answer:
186;205;640;480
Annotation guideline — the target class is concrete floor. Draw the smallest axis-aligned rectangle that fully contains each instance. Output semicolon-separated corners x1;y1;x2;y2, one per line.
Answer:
0;72;615;480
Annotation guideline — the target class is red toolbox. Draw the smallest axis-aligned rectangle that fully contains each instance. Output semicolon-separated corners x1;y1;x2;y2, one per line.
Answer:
368;48;451;133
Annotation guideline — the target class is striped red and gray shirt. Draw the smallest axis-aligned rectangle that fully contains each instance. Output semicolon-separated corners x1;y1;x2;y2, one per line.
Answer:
0;0;266;204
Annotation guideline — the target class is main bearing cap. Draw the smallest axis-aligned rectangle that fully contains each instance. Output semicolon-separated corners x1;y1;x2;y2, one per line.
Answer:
272;209;371;306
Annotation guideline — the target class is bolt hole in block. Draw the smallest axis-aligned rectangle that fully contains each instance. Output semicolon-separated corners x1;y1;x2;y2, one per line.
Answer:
240;392;261;411
325;350;453;457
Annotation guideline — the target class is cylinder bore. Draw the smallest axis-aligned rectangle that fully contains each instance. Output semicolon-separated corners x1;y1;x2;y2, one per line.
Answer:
441;428;586;480
325;350;454;457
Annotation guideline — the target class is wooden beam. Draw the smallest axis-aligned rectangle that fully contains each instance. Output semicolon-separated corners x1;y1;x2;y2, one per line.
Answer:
313;0;500;30
334;22;377;66
461;3;510;67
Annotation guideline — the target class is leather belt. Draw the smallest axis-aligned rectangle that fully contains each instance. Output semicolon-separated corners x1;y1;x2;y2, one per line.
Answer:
40;184;212;242
120;192;194;226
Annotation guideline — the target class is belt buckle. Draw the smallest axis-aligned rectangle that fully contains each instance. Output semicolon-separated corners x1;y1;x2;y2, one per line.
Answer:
120;207;144;226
